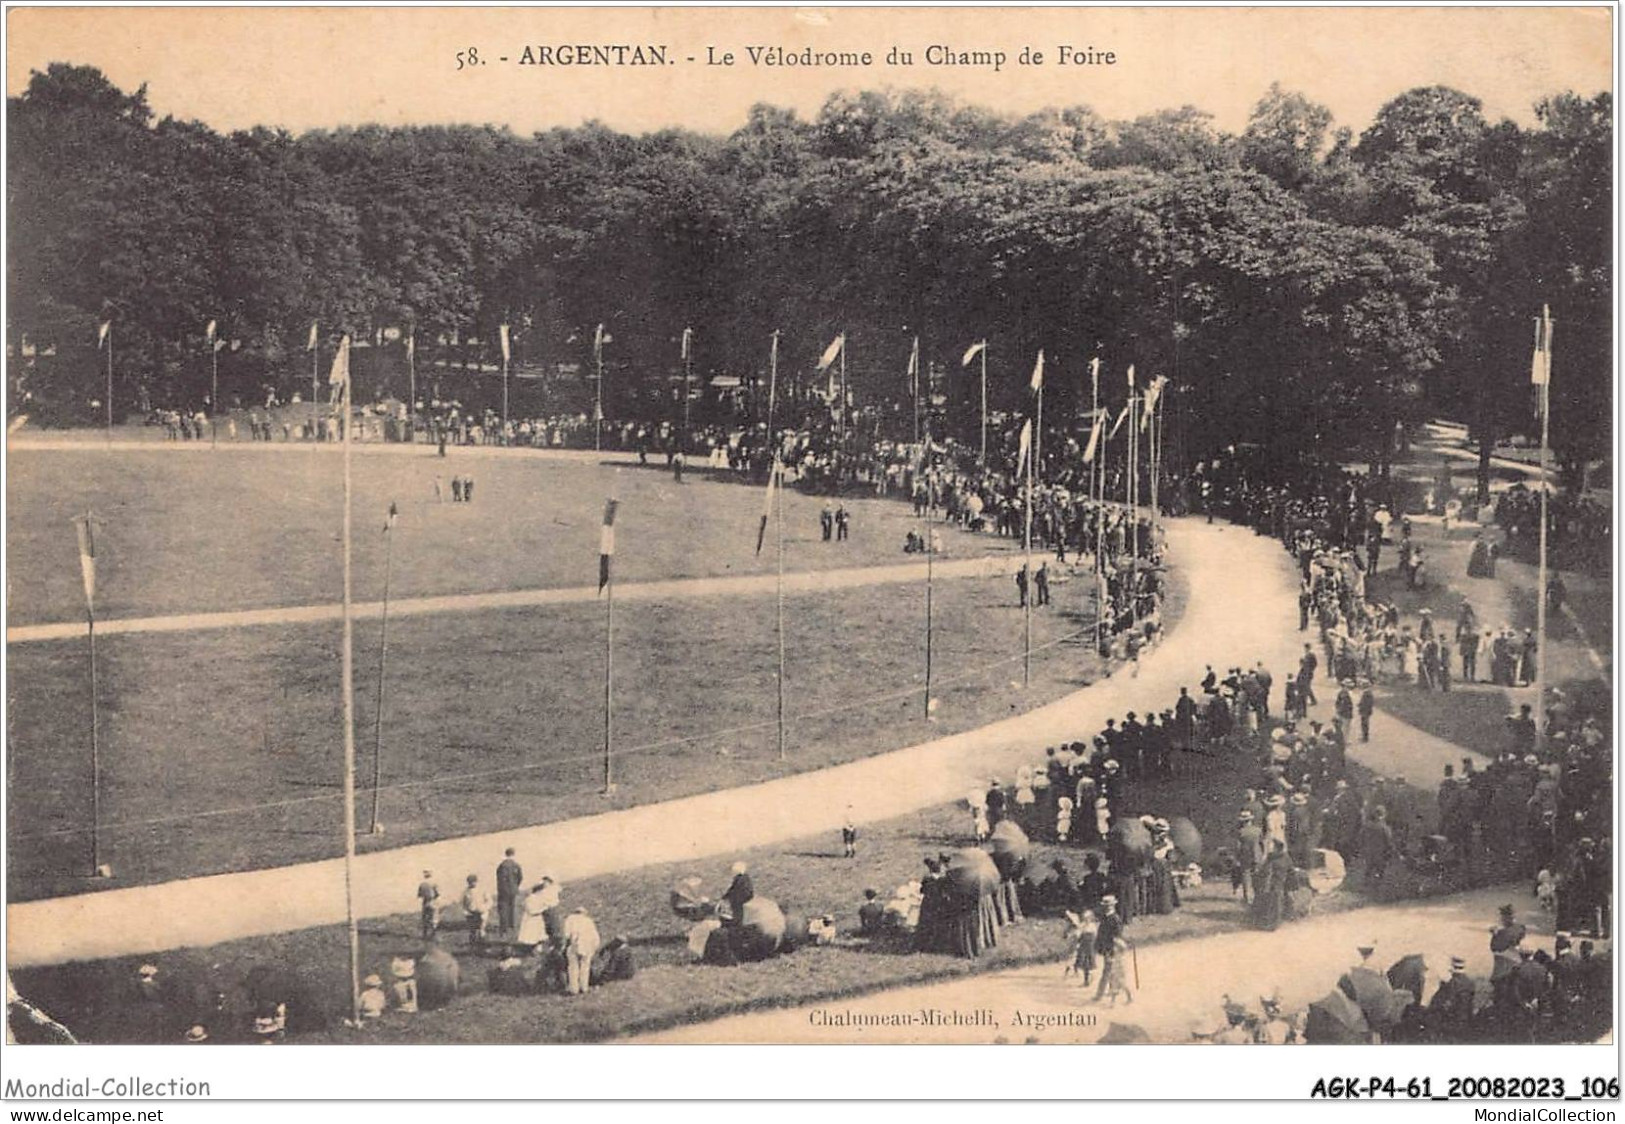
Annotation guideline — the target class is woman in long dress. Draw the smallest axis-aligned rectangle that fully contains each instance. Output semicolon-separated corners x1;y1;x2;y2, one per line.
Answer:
515;880;559;950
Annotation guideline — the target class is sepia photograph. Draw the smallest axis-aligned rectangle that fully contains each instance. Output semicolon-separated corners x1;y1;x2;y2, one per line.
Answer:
1;1;1617;1103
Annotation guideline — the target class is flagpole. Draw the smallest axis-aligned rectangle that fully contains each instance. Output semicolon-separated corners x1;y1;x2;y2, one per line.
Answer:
210;333;219;448
602;471;619;792
368;505;396;835
979;342;988;466
502;338;510;431
603;530;615;791
78;511;103;877
775;458;787;761
769;330;786;761
1090;359;1102;654
1534;307;1553;753
338;337;362;1027
407;328;416;432
105;325;114;438
595;330;604;454
311;325;320;446
682;328;693;454
1024;413;1034;689
924;374;935;721
1129;391;1139;628
839;336;848;462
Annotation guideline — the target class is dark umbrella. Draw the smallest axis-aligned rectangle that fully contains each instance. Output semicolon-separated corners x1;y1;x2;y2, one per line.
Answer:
1166;816;1202;863
1305;989;1369;1044
1342;966;1410;1031
1387;954;1429;1003
1107;818;1154;871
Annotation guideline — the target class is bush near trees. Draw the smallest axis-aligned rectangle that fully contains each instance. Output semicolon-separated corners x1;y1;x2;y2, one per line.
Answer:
7;66;1610;487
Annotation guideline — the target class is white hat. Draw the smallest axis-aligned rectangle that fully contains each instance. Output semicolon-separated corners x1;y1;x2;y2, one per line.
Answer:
731;861;748;875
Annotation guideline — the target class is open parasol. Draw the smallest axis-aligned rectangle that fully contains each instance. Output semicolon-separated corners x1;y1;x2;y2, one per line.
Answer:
987;819;1031;880
1166;816;1203;863
946;847;1001;898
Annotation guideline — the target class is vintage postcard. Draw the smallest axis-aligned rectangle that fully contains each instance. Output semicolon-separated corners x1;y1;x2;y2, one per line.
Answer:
2;2;1616;1106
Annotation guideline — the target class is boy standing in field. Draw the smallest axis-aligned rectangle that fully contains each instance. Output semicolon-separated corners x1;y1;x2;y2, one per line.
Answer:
461;874;491;948
417;870;441;941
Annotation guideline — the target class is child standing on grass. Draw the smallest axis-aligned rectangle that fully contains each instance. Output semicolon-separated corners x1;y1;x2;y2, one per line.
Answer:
842;813;858;859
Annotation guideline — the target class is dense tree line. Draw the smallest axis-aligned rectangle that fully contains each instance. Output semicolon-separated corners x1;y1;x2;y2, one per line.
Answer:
7;65;1610;486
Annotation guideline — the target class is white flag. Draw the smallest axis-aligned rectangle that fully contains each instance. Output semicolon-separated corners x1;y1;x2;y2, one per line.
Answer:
816;334;845;372
1142;375;1169;430
1530;306;1553;387
961;339;986;367
96;321;110;349
307;321;319;351
1082;412;1105;464
1030;351;1045;393
593;323;606;360
681;326;693;361
1016;418;1033;478
74;516;96;612
405;332;415;359
499;323;511;363
205;319;217;342
1127;363;1136;390
328;334;351;387
908;337;920;398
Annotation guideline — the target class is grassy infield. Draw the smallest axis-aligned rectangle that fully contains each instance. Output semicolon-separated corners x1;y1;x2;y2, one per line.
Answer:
7;443;1595;1043
8;448;1091;899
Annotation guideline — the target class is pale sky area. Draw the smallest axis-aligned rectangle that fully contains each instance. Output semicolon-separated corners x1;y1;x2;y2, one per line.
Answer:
5;5;1614;138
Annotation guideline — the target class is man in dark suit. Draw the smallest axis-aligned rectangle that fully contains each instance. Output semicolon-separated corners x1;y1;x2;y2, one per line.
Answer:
495;847;523;936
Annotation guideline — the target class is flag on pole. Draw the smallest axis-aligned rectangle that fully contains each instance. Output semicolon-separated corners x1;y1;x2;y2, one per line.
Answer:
908;337;920;399
755;460;779;555
1082;412;1105;464
598;497;619;592
1127;363;1136;390
681;327;693;361
405;332;414;359
1531;307;1553;386
307;321;319;351
328;335;351;387
1016;418;1033;478
1030;351;1045;393
1108;404;1130;441
74;516;96;613
1141;375;1169;430
499;323;511;363
205;320;217;343
815;334;845;372
961;339;986;367
96;321;110;349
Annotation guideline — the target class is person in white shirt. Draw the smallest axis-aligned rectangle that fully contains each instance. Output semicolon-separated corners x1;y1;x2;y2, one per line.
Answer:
560;908;602;996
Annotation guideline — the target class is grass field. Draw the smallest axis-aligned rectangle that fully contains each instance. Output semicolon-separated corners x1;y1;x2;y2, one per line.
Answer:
9;740;1364;1046
7;446;957;625
7;444;1160;900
